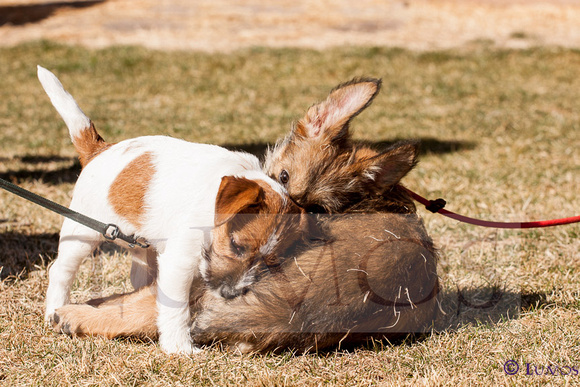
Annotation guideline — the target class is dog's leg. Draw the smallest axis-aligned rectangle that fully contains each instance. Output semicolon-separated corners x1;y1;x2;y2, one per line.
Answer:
129;247;158;290
156;230;204;354
53;285;159;339
45;219;101;324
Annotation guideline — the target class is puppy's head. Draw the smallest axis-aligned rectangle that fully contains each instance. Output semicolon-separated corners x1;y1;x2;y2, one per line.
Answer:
202;176;308;299
265;78;419;213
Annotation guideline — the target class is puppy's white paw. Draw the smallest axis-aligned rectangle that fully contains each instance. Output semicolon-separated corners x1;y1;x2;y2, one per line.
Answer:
45;311;56;326
45;308;60;327
159;333;202;355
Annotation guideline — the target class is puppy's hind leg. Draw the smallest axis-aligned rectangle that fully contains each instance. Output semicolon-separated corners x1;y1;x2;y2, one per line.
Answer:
45;219;101;325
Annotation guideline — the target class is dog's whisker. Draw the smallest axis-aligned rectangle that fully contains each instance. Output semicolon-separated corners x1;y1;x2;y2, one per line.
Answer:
294;257;309;280
384;229;401;239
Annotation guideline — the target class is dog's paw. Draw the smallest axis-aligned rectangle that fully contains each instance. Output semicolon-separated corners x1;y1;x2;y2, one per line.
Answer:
45;311;58;327
51;304;91;336
159;333;202;355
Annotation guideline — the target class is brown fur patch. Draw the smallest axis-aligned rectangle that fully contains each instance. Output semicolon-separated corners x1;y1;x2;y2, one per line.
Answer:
264;77;414;214
108;152;155;228
215;176;265;226
72;122;112;167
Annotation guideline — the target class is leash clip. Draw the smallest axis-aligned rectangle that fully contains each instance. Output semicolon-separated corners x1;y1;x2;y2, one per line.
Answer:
131;237;151;249
104;224;121;241
103;223;150;249
425;198;446;213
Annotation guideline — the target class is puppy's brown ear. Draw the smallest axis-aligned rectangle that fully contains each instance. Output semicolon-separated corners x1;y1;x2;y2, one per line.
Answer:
355;141;420;191
294;78;381;142
215;176;264;226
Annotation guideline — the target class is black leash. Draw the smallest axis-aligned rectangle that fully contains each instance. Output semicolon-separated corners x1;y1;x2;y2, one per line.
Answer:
0;177;149;248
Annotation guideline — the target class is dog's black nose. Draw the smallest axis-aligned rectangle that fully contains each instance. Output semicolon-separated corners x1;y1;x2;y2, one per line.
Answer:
219;284;248;300
305;204;327;214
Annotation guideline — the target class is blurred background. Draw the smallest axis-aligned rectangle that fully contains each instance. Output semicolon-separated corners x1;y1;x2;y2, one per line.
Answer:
2;0;580;51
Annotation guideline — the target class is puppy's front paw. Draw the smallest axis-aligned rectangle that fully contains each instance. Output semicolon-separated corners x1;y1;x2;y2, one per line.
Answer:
159;332;202;355
45;311;59;327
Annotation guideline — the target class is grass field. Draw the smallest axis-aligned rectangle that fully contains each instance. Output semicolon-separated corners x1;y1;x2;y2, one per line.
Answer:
0;41;579;385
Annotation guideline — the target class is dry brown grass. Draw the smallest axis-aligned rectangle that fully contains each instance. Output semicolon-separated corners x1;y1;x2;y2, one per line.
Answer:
0;42;579;385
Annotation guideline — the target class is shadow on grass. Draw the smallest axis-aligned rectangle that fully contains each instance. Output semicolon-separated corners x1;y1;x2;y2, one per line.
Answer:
322;287;552;354
0;1;105;26
0;231;58;279
1;138;474;184
0;229;130;280
435;286;521;330
0;155;81;184
224;137;475;158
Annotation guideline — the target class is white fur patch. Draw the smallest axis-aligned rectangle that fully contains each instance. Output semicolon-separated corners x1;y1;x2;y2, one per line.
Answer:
235;266;258;290
259;230;280;256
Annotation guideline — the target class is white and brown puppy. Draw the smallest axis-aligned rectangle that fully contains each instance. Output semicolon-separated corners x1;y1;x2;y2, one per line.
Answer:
37;66;306;354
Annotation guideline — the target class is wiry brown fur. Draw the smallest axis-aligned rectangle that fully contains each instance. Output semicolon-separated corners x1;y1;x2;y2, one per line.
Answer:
192;212;437;353
52;77;439;354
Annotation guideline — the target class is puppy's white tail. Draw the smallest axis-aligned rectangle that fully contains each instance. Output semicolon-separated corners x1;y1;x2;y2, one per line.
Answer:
37;65;109;167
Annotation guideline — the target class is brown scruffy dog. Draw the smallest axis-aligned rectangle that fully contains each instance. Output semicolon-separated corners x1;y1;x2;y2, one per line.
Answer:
264;78;417;215
51;78;439;354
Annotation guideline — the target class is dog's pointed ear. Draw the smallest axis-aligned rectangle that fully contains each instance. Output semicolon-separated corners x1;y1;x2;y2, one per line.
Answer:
355;141;420;191
215;176;264;226
293;78;382;142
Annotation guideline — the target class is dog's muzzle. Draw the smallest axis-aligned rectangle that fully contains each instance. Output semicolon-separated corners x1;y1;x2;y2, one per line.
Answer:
218;283;250;300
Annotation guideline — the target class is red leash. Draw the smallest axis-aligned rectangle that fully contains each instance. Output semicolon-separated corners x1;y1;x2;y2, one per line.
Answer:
402;187;580;229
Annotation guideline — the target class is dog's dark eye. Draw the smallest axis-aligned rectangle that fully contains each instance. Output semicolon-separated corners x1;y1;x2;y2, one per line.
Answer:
305;204;327;214
279;170;289;185
230;236;246;256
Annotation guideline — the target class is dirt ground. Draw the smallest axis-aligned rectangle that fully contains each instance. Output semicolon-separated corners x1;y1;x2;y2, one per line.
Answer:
1;0;580;51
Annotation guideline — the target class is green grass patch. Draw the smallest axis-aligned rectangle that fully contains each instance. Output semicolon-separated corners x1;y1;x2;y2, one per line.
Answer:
0;41;579;385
